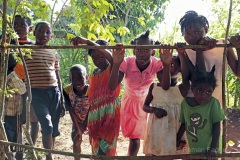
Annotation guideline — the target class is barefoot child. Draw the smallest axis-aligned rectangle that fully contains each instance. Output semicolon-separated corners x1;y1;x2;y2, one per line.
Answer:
177;66;225;158
24;21;64;160
143;51;187;156
71;37;120;156
109;30;172;156
63;64;90;160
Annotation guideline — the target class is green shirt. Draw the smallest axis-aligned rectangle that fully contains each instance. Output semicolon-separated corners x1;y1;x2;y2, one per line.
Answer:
180;97;225;153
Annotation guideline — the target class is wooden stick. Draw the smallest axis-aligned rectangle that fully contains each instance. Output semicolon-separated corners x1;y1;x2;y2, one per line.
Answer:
4;43;239;50
1;140;240;159
222;0;232;157
0;0;12;159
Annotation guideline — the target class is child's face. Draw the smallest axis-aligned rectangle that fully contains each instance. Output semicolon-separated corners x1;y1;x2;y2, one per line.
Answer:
90;50;109;70
182;23;207;45
192;83;213;105
170;56;180;77
34;24;52;45
70;70;87;92
134;39;153;67
14;17;29;40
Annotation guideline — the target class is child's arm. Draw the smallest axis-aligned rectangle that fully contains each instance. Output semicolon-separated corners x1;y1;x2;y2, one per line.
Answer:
69;107;83;140
143;83;154;113
158;44;172;90
210;121;220;150
143;83;167;118
70;36;113;65
227;34;240;78
177;123;186;146
56;70;65;117
176;43;191;97
108;44;125;91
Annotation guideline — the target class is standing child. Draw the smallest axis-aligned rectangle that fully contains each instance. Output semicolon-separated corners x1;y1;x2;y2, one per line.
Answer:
109;30;172;156
4;53;26;160
12;15;39;146
63;64;90;160
143;51;187;156
24;21;64;160
177;66;225;158
179;10;240;106
70;37;120;156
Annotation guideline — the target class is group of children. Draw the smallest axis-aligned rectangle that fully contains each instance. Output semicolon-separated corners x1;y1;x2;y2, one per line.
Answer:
2;10;240;160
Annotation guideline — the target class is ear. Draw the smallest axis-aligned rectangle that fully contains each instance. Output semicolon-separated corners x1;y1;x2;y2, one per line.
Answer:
28;26;33;32
151;50;155;56
204;26;209;34
133;49;136;56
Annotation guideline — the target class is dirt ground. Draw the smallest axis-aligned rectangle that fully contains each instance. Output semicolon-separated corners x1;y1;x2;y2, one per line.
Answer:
32;108;240;160
34;112;144;160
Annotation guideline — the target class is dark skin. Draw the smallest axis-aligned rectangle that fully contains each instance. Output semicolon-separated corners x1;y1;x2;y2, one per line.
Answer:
110;42;172;156
69;69;88;160
177;83;220;159
33;23;64;160
71;36;114;156
182;22;240;78
143;48;179;119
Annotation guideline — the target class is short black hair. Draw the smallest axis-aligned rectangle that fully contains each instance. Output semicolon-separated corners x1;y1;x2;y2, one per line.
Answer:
34;21;52;32
191;65;217;90
130;29;158;45
70;64;87;76
87;39;109;56
179;10;209;33
15;15;31;26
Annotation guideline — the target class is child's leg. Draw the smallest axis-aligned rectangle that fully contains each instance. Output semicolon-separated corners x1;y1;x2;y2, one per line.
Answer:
30;105;39;145
73;138;82;160
30;122;39;145
128;138;140;156
42;133;53;160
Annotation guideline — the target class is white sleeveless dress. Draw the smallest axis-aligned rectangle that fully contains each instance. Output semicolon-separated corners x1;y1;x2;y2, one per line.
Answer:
143;83;184;155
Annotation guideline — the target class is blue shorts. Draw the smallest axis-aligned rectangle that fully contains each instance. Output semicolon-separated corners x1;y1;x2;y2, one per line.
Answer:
31;86;61;137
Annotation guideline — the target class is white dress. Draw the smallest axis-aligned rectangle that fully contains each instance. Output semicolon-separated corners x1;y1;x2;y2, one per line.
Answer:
143;83;183;155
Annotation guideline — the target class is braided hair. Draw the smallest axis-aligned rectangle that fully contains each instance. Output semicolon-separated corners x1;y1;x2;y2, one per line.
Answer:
191;65;217;90
131;29;159;45
179;11;209;33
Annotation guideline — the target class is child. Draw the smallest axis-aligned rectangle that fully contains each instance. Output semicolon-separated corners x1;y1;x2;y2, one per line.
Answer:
143;51;187;156
63;64;89;160
4;52;26;160
12;15;39;146
24;21;64;160
109;30;172;156
179;10;240;106
177;66;225;158
70;37;120;156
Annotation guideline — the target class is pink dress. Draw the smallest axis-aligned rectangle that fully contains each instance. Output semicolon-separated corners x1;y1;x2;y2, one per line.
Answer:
119;56;163;139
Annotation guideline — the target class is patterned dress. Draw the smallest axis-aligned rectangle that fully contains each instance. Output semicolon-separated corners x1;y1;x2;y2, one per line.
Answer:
88;65;121;155
63;85;89;131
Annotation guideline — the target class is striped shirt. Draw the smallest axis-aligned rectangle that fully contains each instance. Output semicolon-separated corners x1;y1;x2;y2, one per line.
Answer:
25;48;59;88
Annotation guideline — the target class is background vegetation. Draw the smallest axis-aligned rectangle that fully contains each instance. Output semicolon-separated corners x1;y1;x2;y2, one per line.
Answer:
0;0;240;107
